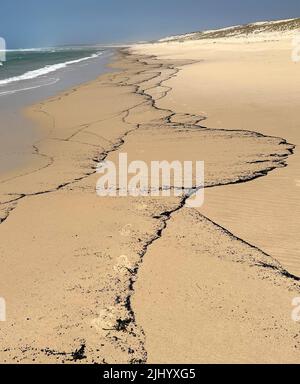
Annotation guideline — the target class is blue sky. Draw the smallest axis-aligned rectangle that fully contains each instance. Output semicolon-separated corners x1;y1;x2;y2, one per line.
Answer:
1;0;300;48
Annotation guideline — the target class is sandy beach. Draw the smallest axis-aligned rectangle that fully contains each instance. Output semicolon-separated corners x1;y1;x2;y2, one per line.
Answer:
1;31;300;364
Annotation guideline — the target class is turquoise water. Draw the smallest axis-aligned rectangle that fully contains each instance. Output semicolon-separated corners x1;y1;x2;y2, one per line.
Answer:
0;48;102;79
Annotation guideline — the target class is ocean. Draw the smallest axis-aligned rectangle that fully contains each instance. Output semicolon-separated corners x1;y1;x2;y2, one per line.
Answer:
0;46;109;96
0;46;113;177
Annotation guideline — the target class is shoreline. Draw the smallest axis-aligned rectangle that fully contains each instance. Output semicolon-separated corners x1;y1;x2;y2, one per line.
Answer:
0;49;300;363
0;49;113;182
131;38;300;276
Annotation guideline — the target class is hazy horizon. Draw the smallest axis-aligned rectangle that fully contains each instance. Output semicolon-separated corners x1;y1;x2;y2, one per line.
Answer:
1;0;300;49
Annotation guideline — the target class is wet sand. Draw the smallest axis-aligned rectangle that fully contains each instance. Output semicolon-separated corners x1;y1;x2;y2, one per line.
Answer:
0;48;300;364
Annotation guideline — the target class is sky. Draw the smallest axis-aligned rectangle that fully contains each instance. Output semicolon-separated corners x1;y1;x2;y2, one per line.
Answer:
0;0;300;48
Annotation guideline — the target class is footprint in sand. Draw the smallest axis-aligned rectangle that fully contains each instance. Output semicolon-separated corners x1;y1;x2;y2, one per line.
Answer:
113;255;132;274
91;307;116;334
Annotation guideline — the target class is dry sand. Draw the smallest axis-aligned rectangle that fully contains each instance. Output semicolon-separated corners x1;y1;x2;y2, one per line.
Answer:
0;42;300;363
131;38;300;276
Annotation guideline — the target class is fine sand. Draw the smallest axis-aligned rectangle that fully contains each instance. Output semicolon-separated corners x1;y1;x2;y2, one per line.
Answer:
131;38;300;277
0;42;300;363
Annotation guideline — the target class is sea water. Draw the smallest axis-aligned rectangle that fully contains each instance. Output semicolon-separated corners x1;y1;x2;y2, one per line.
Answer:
0;46;113;177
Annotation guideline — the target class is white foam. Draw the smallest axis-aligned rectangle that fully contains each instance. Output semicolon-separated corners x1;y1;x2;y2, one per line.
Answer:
0;52;103;86
0;77;60;96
